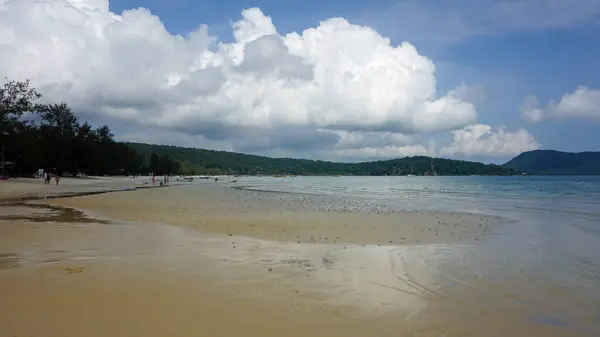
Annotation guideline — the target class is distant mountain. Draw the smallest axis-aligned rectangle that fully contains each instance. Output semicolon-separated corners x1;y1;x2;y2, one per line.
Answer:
504;150;600;175
126;142;519;176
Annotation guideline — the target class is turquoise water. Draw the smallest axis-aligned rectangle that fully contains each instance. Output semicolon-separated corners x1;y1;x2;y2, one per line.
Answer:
237;175;600;234
230;175;600;334
237;175;599;214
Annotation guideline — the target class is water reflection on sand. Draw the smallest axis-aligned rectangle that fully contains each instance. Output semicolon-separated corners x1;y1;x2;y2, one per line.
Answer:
0;199;598;336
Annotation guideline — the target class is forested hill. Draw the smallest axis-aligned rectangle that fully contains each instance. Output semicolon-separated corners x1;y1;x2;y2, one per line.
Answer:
126;142;519;176
503;150;600;175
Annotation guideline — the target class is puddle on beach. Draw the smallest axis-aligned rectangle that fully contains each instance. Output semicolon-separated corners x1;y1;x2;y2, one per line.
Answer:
0;204;598;336
0;203;108;224
0;253;21;270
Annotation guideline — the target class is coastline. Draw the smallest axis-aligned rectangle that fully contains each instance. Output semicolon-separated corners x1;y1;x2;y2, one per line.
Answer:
40;182;505;246
1;177;588;337
0;176;182;203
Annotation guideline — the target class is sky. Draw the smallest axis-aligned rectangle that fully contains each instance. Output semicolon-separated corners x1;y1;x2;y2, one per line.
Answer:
1;0;599;164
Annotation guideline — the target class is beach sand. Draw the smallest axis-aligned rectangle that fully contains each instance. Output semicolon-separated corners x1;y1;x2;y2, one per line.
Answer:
0;260;569;337
0;177;149;202
44;184;503;245
0;180;587;337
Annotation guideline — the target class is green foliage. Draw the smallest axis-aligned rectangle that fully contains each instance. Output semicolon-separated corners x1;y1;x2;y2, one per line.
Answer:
0;78;42;136
504;150;600;175
0;79;176;176
127;143;520;176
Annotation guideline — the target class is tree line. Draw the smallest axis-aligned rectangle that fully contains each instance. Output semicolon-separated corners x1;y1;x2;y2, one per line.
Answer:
128;143;520;176
1;79;178;177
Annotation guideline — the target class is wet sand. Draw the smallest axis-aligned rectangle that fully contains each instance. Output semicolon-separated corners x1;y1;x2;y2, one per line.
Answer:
44;185;504;245
0;183;595;336
0;177;150;202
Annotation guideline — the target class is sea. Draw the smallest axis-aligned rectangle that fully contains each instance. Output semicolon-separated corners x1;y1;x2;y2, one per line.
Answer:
230;175;600;334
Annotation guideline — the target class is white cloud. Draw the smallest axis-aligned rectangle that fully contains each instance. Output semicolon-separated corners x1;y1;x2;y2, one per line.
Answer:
333;142;437;159
521;87;600;123
520;95;546;123
333;131;415;150
0;1;475;129
440;124;540;157
447;83;487;105
0;0;537;160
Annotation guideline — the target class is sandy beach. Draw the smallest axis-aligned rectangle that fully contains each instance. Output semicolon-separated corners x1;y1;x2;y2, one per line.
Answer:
43;183;503;246
0;177;590;337
0;176;150;202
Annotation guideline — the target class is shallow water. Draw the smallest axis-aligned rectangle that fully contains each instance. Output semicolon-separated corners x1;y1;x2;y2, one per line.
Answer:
1;176;600;336
226;175;600;334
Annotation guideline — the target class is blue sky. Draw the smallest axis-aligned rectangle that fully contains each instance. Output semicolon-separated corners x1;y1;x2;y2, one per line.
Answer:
2;0;598;163
105;0;600;156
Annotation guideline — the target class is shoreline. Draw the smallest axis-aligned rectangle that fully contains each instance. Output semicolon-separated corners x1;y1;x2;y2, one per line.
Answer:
0;178;592;337
41;182;506;246
1;177;509;247
0;177;181;204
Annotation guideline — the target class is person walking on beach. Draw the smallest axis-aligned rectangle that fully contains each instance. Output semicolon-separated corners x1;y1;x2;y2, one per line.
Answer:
54;173;60;186
44;171;50;185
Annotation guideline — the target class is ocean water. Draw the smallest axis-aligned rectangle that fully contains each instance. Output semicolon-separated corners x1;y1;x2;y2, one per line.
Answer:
231;175;600;334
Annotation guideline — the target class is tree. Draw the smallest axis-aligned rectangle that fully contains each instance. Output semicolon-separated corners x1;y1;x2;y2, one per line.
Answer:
0;79;42;174
95;125;114;144
149;153;159;173
73;121;96;174
1;78;153;177
0;79;41;135
94;125;114;175
38;102;80;174
39;102;79;136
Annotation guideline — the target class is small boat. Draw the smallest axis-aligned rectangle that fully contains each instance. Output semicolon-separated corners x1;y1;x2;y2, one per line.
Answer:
184;177;194;182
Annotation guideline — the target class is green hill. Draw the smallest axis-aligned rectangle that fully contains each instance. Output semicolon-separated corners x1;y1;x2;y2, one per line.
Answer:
125;142;519;176
503;150;600;175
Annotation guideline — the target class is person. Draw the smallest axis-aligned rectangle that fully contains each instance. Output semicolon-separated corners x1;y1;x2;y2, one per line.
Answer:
54;173;60;186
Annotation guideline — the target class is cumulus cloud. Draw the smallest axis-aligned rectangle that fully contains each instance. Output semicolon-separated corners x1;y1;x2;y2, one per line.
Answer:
0;0;535;160
332;142;437;159
520;95;546;123
440;124;540;157
521;87;600;123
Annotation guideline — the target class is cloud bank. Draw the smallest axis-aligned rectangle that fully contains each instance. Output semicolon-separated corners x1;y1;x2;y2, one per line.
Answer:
522;87;600;123
0;0;537;159
440;124;539;157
